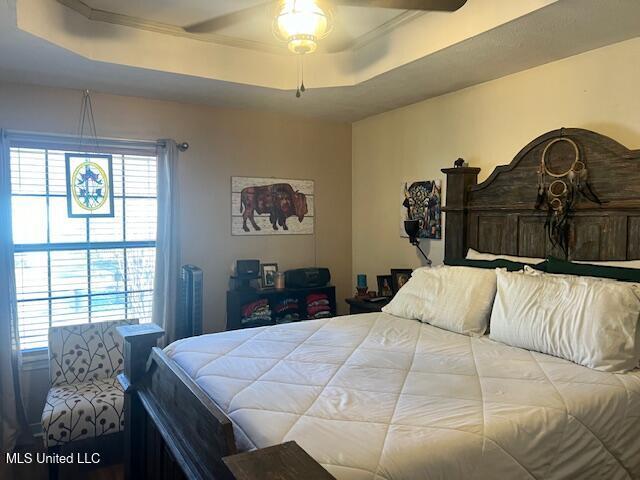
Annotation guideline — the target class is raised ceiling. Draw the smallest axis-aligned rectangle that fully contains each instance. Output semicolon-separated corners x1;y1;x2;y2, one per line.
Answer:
1;0;640;121
86;0;273;27
74;0;419;53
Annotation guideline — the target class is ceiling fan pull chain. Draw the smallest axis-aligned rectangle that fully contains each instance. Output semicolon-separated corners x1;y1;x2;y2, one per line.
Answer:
295;55;301;98
295;54;306;98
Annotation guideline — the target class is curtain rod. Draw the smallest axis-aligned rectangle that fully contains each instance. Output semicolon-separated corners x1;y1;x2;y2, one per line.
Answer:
5;130;189;152
158;140;189;152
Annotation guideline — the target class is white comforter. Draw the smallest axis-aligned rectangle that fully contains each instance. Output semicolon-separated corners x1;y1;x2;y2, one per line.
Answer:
165;313;640;480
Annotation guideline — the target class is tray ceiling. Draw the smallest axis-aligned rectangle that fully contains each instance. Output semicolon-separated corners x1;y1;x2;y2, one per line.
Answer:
2;0;640;121
86;0;267;27
66;0;420;54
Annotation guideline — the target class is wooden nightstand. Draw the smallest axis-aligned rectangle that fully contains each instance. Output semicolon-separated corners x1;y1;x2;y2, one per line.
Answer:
345;297;390;315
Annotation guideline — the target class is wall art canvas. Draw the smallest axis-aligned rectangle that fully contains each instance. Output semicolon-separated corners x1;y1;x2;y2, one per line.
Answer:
65;153;114;217
231;177;314;235
400;179;442;239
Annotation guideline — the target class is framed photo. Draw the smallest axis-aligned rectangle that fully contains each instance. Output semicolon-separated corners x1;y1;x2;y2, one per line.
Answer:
390;269;412;295
377;275;393;298
65;153;115;217
261;263;279;288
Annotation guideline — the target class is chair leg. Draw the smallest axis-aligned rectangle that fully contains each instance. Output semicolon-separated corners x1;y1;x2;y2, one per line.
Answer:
48;445;61;480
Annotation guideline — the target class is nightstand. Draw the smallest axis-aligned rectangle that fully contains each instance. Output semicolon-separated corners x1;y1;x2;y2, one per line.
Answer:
345;297;390;315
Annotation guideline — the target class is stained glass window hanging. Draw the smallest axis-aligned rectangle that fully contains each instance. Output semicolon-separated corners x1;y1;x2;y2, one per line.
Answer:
65;153;115;217
64;90;115;217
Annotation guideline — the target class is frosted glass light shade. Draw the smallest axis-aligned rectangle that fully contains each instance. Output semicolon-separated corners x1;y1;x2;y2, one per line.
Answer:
274;0;332;54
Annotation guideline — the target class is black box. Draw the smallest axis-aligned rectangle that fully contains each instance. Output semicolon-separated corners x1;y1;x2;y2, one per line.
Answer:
284;268;331;289
236;259;260;279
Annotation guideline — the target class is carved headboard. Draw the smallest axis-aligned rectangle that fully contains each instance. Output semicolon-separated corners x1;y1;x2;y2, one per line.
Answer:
442;128;640;262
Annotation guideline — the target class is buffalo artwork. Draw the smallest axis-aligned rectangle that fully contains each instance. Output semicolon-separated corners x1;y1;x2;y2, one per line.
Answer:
231;177;314;235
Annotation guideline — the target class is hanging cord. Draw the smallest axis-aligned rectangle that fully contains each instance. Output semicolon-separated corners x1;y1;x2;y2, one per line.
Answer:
77;91;85;143
87;91;100;152
77;89;101;153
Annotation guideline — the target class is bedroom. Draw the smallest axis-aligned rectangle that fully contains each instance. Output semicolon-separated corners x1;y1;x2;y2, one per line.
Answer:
1;0;639;479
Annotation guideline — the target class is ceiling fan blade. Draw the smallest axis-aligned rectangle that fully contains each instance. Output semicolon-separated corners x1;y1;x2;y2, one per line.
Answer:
332;0;467;11
185;2;273;34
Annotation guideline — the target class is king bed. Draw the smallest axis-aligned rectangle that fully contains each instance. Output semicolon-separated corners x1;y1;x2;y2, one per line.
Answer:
164;313;640;479
118;128;640;480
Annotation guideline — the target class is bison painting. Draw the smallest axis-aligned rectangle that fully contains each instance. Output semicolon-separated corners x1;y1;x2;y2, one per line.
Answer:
240;183;309;232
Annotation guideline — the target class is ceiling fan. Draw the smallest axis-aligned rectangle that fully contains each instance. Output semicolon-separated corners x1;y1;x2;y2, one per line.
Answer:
186;0;467;97
186;1;468;53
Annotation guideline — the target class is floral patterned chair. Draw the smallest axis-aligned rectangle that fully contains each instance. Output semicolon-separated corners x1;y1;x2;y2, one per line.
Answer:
41;319;138;453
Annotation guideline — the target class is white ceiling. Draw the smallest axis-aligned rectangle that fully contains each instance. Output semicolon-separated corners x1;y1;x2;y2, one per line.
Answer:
85;0;266;27
76;0;416;54
1;0;640;122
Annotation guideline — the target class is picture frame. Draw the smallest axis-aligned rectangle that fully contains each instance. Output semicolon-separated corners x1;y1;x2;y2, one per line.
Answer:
65;153;115;218
261;263;279;288
390;269;412;295
400;179;442;239
231;177;314;235
377;275;393;298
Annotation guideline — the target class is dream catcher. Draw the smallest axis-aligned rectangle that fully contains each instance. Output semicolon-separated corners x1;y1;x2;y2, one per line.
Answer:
534;137;601;255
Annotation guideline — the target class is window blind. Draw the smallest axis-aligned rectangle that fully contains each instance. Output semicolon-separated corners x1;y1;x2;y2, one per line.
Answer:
10;144;157;350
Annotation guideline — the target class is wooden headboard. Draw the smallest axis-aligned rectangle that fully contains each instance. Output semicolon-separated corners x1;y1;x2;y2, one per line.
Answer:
441;128;640;262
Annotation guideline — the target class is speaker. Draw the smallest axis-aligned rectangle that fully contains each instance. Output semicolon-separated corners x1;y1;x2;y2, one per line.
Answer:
178;265;203;339
285;268;331;289
236;259;260;279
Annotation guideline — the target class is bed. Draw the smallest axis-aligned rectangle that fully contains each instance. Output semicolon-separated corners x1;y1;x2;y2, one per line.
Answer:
117;128;640;480
165;312;640;479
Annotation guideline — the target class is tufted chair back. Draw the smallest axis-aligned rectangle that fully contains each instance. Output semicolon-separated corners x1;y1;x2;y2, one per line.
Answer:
48;319;138;387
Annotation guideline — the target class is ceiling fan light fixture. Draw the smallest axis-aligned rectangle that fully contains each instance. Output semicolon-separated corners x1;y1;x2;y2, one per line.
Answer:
273;0;333;54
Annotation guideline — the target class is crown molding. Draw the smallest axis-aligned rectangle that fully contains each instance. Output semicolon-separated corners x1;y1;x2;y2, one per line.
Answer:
57;0;286;54
56;0;421;55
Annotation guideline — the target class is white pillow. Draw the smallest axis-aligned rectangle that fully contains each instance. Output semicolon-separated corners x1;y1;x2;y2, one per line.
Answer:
466;248;544;265
382;266;496;336
490;270;640;372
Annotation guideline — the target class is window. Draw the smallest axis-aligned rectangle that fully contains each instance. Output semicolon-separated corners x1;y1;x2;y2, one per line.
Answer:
10;145;157;350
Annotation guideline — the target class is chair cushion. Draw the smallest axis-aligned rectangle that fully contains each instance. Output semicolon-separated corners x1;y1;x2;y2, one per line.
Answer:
48;319;138;387
41;377;124;447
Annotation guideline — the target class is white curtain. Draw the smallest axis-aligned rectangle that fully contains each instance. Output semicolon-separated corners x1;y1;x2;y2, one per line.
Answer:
152;140;181;345
0;130;29;451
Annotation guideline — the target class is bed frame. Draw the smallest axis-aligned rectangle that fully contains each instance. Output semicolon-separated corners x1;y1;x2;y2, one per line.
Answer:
442;128;640;262
117;128;640;480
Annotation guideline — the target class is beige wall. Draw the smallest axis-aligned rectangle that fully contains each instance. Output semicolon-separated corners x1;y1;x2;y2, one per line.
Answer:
352;37;640;286
6;35;640;428
0;82;352;424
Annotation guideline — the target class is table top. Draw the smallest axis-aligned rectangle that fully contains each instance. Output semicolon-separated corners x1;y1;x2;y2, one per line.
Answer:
345;296;391;308
223;441;335;480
